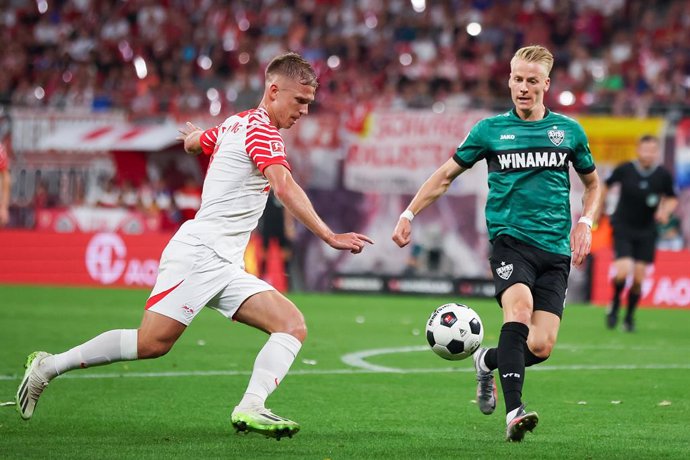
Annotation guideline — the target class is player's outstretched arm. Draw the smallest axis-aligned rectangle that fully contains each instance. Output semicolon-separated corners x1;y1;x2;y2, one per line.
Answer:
264;164;373;254
392;158;465;248
593;183;609;227
571;170;601;267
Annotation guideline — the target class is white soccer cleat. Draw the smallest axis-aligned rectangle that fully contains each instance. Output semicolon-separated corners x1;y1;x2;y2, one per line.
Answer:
16;351;52;420
473;347;497;415
231;405;300;440
505;404;539;442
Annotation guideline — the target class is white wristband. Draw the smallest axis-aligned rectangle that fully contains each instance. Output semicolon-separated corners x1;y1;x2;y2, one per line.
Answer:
400;210;415;222
578;216;593;228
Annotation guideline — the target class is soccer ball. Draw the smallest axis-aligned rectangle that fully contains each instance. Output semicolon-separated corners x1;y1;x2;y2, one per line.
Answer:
425;303;483;361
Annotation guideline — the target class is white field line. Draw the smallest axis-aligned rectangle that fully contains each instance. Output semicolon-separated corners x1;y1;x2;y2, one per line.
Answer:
1;345;688;381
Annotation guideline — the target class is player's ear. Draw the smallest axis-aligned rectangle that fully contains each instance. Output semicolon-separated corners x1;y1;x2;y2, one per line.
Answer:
544;77;550;92
268;82;280;101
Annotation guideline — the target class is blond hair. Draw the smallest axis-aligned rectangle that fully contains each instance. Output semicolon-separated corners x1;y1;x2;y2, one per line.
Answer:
265;52;318;88
511;45;554;76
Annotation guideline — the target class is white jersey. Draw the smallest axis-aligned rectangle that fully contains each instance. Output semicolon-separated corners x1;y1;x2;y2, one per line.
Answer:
172;107;290;266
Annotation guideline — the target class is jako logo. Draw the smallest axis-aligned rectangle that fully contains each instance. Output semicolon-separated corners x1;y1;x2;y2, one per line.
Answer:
85;233;159;286
500;134;515;140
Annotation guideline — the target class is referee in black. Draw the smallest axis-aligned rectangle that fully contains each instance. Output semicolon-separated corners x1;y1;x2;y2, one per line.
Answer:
599;134;678;331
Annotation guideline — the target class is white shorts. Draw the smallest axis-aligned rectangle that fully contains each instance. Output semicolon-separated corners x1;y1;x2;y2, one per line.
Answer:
145;240;274;325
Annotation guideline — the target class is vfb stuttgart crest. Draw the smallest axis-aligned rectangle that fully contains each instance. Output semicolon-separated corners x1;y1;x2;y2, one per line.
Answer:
548;129;565;146
496;261;513;280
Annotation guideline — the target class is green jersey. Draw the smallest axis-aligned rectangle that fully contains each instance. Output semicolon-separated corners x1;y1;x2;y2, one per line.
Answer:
454;109;596;256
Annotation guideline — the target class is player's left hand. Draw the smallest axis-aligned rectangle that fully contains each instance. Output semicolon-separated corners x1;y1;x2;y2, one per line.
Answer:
570;222;592;268
392;218;412;248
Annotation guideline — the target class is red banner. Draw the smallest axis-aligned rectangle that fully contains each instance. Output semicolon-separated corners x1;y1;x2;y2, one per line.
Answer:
590;249;690;308
0;231;171;287
0;230;271;290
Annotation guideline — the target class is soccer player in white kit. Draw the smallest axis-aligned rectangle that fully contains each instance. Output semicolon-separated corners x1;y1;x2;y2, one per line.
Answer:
16;52;373;440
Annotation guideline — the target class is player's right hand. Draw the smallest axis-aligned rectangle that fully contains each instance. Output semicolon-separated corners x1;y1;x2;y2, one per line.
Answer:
328;232;374;254
177;121;204;155
392;218;412;248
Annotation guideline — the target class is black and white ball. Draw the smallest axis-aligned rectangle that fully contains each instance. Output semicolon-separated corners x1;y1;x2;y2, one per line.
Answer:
426;303;483;361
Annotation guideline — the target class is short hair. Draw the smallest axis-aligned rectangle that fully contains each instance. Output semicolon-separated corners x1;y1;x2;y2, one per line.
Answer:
639;134;659;144
511;45;554;76
265;52;318;88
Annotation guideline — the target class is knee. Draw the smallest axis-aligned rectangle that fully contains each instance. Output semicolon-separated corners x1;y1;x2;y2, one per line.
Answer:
137;337;174;359
508;301;532;325
283;314;307;343
528;338;554;358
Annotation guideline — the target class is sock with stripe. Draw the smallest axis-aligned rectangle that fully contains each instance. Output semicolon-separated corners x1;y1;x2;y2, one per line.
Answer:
237;333;302;409
40;329;138;380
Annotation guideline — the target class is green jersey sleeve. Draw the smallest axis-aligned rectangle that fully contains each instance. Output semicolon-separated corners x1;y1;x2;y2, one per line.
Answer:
570;123;596;174
453;120;488;168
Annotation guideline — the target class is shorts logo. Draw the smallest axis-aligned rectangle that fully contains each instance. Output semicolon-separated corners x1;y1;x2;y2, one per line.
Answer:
548;129;564;146
496;261;513;280
181;305;195;320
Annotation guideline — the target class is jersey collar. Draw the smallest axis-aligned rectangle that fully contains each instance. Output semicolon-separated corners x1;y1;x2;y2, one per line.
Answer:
511;107;551;121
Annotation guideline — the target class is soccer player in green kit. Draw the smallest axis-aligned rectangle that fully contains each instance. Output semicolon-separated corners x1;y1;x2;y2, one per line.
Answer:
393;45;601;442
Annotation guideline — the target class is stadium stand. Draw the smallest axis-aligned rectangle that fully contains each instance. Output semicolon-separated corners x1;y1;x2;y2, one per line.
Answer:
0;0;688;117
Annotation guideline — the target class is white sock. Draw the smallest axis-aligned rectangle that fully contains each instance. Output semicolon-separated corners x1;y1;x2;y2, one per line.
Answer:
506;406;521;425
478;352;490;373
238;332;302;409
41;329;138;380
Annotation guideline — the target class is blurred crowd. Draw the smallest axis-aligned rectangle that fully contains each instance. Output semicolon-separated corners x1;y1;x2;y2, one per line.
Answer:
10;162;204;230
1;0;689;119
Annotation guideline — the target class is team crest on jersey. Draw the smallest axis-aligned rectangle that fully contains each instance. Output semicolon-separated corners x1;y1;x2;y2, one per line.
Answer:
270;141;285;155
548;129;565;146
496;261;513;280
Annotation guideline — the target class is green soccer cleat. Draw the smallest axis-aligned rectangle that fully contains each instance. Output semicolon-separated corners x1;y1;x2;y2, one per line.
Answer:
231;406;300;440
16;351;52;420
505;405;539;442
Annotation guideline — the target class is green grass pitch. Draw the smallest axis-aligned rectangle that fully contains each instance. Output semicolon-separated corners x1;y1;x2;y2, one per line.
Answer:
1;285;689;459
